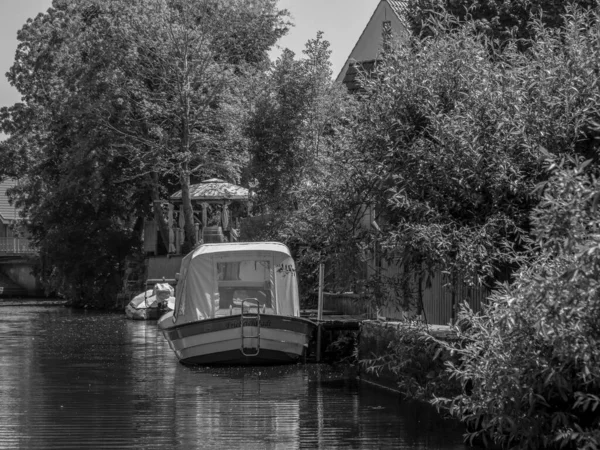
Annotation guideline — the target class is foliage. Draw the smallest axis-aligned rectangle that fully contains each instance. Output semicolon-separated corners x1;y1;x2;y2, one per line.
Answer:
0;0;150;306
433;158;600;449
245;32;360;299
348;5;600;310
103;0;289;250
361;322;461;400
324;331;359;365
247;32;348;210
407;0;597;46
0;0;287;306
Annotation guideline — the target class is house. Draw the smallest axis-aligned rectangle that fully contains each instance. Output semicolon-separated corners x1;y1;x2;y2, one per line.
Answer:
327;1;490;325
0;179;40;297
336;0;410;91
0;179;32;255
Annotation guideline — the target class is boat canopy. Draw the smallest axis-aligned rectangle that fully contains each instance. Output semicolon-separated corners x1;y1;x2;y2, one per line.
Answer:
172;242;300;325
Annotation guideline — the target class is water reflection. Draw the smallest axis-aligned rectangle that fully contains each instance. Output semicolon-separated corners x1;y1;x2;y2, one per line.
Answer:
0;306;478;449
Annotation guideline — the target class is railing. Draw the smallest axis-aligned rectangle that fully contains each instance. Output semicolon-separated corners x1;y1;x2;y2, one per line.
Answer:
0;237;36;254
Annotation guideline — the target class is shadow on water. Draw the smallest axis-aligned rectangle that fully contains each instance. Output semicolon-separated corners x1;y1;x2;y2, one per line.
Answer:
0;306;480;449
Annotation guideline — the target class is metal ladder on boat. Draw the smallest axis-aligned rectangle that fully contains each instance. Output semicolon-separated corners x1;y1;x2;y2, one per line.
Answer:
240;298;260;356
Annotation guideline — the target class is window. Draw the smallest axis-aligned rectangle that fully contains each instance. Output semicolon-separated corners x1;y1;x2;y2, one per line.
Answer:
382;21;392;52
217;260;272;309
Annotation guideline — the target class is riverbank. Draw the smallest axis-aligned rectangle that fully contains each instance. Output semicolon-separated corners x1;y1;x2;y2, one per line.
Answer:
0;305;475;449
0;297;67;306
358;320;458;389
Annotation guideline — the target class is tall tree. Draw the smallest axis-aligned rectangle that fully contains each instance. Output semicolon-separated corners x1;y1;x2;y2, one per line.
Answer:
348;5;600;309
104;0;288;251
245;33;359;297
0;0;288;304
0;0;156;304
247;32;350;211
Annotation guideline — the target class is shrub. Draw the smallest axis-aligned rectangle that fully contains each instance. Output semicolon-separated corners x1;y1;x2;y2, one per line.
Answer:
361;321;462;400
433;158;600;449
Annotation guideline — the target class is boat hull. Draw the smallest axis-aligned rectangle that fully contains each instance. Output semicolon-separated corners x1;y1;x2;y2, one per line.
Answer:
158;312;316;365
125;305;165;320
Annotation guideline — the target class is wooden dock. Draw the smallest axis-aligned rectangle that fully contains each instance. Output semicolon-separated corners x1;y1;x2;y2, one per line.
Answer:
301;308;457;364
300;309;455;338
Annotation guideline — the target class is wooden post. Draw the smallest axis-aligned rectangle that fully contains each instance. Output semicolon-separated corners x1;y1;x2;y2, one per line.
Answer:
316;263;324;362
201;202;208;242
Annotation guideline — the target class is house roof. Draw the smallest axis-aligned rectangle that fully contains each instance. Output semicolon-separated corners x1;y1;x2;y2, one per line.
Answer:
336;0;410;87
387;0;410;28
341;59;378;92
0;179;20;224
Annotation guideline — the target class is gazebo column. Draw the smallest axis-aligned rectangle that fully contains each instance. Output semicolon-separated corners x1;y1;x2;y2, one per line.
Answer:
167;203;176;253
201;202;208;242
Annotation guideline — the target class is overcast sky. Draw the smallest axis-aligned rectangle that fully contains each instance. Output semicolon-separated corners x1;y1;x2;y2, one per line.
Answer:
0;0;380;113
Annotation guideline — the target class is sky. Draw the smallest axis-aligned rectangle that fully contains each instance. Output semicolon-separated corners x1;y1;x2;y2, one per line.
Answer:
0;0;380;113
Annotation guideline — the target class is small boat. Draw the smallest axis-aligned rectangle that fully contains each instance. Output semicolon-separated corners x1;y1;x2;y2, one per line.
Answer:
158;242;316;365
125;281;175;320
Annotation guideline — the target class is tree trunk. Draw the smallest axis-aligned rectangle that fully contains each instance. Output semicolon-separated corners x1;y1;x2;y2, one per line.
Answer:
180;164;197;253
149;172;170;250
180;57;197;253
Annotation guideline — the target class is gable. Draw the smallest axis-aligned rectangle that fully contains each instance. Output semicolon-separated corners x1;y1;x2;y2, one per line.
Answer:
340;59;378;92
335;0;409;85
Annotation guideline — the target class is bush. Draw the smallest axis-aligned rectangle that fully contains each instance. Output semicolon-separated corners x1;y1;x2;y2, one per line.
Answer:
361;321;462;400
433;158;600;449
350;5;600;306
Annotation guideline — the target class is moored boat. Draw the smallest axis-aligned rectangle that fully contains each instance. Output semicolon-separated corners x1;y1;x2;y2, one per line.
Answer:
125;282;175;320
158;242;316;365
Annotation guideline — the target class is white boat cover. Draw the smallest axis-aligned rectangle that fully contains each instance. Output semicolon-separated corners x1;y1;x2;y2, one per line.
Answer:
129;283;175;309
172;242;300;325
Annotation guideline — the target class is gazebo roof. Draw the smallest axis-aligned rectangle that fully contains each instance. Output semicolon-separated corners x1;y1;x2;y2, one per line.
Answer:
170;179;250;202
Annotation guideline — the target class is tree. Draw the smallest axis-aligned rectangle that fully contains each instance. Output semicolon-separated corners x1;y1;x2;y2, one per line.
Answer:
245;32;360;298
348;5;600;446
103;0;289;252
0;0;149;305
407;0;597;45
347;5;600;311
247;32;338;210
434;158;600;449
0;0;288;305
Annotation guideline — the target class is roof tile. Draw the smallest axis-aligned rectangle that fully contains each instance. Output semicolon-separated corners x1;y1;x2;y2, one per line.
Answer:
387;0;410;28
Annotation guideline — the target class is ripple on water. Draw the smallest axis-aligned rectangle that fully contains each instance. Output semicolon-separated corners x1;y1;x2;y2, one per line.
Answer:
0;307;478;449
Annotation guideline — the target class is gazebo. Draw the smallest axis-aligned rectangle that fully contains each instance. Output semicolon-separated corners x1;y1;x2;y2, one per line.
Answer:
144;179;252;255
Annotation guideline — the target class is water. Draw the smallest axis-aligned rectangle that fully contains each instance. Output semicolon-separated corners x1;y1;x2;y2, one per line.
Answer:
0;305;477;449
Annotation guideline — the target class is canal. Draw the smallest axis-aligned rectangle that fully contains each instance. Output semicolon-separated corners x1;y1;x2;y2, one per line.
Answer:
0;305;480;449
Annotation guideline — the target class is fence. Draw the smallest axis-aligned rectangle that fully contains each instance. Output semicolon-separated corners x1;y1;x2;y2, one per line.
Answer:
324;260;492;326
